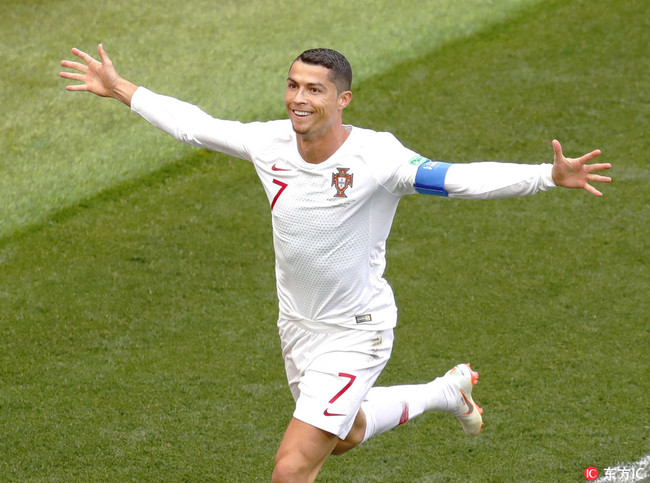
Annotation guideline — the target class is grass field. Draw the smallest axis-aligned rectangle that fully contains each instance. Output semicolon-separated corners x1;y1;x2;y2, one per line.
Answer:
1;0;648;481
0;0;539;238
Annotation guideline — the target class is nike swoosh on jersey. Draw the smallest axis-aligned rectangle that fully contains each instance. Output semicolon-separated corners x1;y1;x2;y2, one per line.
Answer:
272;164;290;171
323;409;346;417
459;389;474;415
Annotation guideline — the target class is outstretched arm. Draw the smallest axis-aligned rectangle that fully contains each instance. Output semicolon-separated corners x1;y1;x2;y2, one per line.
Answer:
60;45;258;163
60;44;137;107
412;139;611;200
551;139;611;197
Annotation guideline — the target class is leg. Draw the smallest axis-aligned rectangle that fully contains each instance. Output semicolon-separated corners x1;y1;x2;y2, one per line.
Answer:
287;361;486;474
358;363;484;443
273;410;369;482
272;418;340;483
274;322;394;478
332;409;366;455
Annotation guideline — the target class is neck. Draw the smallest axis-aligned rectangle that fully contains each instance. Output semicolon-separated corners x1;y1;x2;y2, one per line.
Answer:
296;124;350;164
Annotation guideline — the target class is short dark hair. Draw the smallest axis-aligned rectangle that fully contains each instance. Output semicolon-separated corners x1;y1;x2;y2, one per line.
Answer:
293;48;353;93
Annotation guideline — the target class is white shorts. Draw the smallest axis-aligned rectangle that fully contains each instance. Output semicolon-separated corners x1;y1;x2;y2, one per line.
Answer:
278;318;394;439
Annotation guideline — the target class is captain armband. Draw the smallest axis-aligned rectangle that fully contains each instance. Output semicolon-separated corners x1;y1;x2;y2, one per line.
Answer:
413;160;452;197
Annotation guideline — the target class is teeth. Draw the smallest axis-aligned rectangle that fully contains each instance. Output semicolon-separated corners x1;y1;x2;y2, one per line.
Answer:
294;110;311;116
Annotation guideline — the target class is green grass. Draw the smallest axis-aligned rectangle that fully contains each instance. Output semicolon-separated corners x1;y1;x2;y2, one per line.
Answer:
0;0;538;239
1;0;648;481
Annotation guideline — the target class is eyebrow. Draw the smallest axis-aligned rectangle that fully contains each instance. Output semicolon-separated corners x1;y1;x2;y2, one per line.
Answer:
287;77;328;90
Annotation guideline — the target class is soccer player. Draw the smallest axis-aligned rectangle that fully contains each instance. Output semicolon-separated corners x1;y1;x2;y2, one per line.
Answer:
60;45;611;482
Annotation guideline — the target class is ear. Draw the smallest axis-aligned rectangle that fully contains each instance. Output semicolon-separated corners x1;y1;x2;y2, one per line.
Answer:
338;90;353;111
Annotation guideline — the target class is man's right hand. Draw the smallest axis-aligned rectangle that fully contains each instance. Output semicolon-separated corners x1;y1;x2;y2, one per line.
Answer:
60;44;137;107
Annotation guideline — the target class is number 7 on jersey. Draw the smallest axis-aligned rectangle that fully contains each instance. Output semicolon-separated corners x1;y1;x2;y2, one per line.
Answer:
271;179;288;210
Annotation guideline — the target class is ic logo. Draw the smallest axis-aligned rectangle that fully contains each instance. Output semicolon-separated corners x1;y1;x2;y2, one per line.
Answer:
332;168;353;198
584;467;598;481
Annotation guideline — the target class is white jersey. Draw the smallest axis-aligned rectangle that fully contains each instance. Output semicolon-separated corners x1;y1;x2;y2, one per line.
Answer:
131;87;556;330
262;124;419;329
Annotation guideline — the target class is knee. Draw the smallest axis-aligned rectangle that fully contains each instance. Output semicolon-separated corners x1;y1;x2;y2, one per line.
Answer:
272;454;311;483
331;425;364;456
330;441;354;456
331;410;366;456
271;459;294;483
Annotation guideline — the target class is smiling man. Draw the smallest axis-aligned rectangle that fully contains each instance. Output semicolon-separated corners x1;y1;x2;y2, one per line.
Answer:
285;52;352;164
61;45;611;482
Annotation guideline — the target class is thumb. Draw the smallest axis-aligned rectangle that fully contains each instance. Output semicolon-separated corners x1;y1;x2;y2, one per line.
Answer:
552;139;563;160
97;43;111;65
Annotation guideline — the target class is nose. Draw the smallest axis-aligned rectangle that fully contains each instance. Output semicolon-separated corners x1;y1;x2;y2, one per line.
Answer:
292;87;307;104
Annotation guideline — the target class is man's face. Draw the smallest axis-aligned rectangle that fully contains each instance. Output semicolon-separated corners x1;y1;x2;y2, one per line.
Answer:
285;60;350;139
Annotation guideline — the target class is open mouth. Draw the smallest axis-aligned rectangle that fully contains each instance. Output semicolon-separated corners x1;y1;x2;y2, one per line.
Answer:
292;110;312;117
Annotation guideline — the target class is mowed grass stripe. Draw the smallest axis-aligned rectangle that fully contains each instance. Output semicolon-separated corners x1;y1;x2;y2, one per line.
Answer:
0;0;541;238
1;0;647;481
338;0;648;481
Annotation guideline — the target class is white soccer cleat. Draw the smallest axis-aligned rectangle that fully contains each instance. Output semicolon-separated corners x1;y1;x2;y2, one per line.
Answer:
444;363;484;436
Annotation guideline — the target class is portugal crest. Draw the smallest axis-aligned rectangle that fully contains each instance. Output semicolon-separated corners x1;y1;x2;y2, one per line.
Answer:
332;168;353;198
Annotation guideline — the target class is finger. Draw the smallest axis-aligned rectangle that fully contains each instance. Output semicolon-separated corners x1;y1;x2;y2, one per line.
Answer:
59;71;85;82
65;84;89;92
60;60;87;72
586;162;612;173
584;183;603;197
71;47;96;65
578;149;601;164
587;174;612;184
552;139;563;159
97;43;109;63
